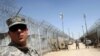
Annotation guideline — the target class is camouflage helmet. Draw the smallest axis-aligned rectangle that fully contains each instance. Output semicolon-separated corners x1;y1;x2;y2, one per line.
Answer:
6;16;26;28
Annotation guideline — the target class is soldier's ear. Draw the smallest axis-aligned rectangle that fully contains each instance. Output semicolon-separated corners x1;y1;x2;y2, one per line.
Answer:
26;28;28;31
7;31;11;38
8;31;9;34
8;31;11;35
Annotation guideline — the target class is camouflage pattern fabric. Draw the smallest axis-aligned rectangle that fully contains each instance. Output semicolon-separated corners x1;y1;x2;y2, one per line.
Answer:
0;46;39;56
0;42;39;56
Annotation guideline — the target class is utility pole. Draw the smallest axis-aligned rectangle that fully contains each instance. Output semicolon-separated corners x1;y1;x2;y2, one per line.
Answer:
83;14;88;44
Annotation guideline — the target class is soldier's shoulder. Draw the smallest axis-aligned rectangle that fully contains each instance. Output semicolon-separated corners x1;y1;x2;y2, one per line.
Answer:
0;45;18;51
0;46;23;56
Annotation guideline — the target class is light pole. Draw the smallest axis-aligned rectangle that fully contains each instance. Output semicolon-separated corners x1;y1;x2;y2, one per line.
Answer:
59;12;64;34
83;14;88;37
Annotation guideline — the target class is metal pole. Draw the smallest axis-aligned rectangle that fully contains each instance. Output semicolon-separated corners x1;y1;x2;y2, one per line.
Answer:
82;25;84;35
62;18;64;34
56;31;60;50
83;14;88;45
83;14;88;38
38;28;42;56
68;28;70;41
37;21;44;56
82;25;85;42
60;12;64;34
95;23;99;44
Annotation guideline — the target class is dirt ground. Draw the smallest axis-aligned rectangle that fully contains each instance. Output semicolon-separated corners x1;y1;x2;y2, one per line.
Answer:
43;43;100;56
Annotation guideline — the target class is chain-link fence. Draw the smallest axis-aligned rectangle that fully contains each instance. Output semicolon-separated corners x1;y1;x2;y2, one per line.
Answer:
0;0;70;55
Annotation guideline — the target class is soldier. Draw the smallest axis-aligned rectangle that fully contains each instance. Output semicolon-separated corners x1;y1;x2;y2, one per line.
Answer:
0;16;39;56
75;40;79;49
94;39;98;48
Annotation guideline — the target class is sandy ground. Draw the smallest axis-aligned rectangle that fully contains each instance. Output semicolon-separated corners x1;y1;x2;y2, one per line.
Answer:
43;43;100;56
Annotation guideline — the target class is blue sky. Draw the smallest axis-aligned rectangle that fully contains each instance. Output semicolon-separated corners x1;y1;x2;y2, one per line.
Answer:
15;0;100;39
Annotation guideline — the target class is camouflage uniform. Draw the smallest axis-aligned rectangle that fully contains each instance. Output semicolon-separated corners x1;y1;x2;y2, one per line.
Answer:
1;16;39;56
0;42;39;56
75;40;79;49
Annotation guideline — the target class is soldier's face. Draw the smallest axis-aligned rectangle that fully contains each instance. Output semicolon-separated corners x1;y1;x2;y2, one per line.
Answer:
9;24;28;46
